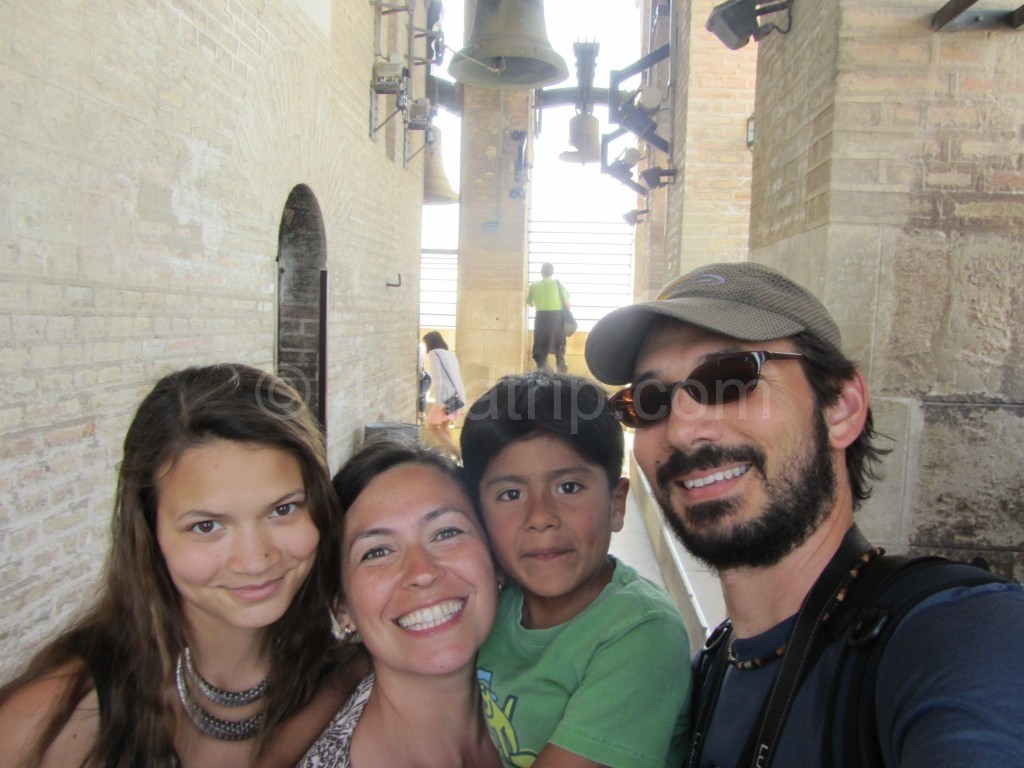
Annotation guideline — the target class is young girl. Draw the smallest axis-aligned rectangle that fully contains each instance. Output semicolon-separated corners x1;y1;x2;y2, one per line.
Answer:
421;331;467;460
0;364;360;767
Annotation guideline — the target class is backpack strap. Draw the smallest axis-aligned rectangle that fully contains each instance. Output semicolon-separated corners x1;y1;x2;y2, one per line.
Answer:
745;526;874;768
685;619;732;768
556;280;568;308
823;556;1007;767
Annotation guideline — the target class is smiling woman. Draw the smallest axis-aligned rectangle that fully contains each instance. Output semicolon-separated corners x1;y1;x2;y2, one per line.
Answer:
295;435;502;768
0;364;361;767
155;440;320;637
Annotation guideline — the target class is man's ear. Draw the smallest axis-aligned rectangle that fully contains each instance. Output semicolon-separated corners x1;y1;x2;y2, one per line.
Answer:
609;477;629;533
825;370;869;451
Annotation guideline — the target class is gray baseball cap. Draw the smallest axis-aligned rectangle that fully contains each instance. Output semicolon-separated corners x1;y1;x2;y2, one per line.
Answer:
585;261;842;385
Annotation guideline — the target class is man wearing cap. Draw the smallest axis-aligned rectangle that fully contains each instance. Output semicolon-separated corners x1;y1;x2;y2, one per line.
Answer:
585;262;1024;767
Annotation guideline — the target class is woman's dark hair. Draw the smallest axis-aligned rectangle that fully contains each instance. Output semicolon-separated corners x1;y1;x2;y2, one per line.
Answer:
332;433;467;513
422;331;449;352
791;332;891;505
0;364;350;766
460;371;624;509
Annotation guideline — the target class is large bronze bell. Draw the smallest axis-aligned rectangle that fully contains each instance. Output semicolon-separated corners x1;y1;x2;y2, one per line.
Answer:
448;0;568;89
423;128;459;204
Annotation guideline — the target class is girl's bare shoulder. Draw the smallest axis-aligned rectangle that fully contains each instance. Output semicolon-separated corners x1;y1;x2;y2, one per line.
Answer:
0;660;99;768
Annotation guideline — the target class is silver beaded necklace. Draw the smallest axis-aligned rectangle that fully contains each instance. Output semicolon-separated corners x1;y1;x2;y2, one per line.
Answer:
174;651;266;741
182;647;268;707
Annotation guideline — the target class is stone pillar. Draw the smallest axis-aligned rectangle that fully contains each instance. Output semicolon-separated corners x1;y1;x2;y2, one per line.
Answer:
748;0;1024;577
455;85;533;399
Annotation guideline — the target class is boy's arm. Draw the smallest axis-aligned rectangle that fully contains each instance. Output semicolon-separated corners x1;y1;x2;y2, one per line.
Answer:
255;652;371;768
541;615;691;768
532;742;609;768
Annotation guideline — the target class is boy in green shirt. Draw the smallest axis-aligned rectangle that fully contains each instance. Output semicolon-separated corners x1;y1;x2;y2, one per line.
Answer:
462;371;691;768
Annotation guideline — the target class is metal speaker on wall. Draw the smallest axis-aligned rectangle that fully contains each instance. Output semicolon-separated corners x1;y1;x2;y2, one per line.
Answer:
559;113;600;164
423;128;459;204
448;0;568;89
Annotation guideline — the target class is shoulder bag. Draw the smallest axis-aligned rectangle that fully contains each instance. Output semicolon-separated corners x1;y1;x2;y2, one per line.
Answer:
433;352;465;415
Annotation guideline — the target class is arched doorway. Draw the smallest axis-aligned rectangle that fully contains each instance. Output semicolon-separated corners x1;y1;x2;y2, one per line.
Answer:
277;185;328;429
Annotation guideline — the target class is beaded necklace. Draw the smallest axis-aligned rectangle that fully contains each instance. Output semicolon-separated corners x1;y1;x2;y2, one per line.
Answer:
182;647;268;707
727;639;788;670
726;546;882;671
174;651;267;741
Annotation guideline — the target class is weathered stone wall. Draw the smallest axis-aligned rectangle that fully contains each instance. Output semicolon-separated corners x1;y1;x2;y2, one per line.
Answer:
0;0;427;678
749;0;1024;575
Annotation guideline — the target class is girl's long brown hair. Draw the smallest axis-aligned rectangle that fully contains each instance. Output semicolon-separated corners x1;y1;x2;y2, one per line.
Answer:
0;364;351;767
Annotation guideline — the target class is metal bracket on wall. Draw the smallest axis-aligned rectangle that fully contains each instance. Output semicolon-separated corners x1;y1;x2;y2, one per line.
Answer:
369;2;413;141
370;0;442;167
589;42;674;197
606;44;672;156
532;39;673;197
370;93;408;138
509;130;529;199
932;0;1024;30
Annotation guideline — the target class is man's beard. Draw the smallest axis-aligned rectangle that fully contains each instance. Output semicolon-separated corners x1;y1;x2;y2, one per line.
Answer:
653;411;836;571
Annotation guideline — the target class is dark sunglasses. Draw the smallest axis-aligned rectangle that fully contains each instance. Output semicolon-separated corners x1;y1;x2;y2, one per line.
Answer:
610;351;805;428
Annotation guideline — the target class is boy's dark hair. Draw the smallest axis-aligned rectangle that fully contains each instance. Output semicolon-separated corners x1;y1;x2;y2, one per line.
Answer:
461;371;624;506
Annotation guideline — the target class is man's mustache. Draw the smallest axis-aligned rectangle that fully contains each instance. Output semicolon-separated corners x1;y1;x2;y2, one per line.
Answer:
655;444;766;490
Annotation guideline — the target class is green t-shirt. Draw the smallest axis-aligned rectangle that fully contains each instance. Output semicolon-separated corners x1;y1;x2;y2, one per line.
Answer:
477;558;692;768
527;278;568;311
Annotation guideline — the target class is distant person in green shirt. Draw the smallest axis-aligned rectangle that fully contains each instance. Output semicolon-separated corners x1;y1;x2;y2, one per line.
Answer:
527;263;570;373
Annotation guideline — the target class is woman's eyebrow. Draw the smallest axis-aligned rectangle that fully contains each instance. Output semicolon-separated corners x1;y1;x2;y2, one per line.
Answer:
178;509;228;522
347;506;472;548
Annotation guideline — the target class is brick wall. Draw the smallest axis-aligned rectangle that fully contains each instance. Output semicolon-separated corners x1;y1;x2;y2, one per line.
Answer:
0;0;427;678
635;0;757;301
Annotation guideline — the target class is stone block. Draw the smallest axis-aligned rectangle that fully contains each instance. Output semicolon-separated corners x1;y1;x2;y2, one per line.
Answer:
857;396;914;551
466;290;514;331
910;403;1024;561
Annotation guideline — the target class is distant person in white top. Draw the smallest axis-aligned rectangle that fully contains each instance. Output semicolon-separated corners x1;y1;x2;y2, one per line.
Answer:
422;331;467;460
